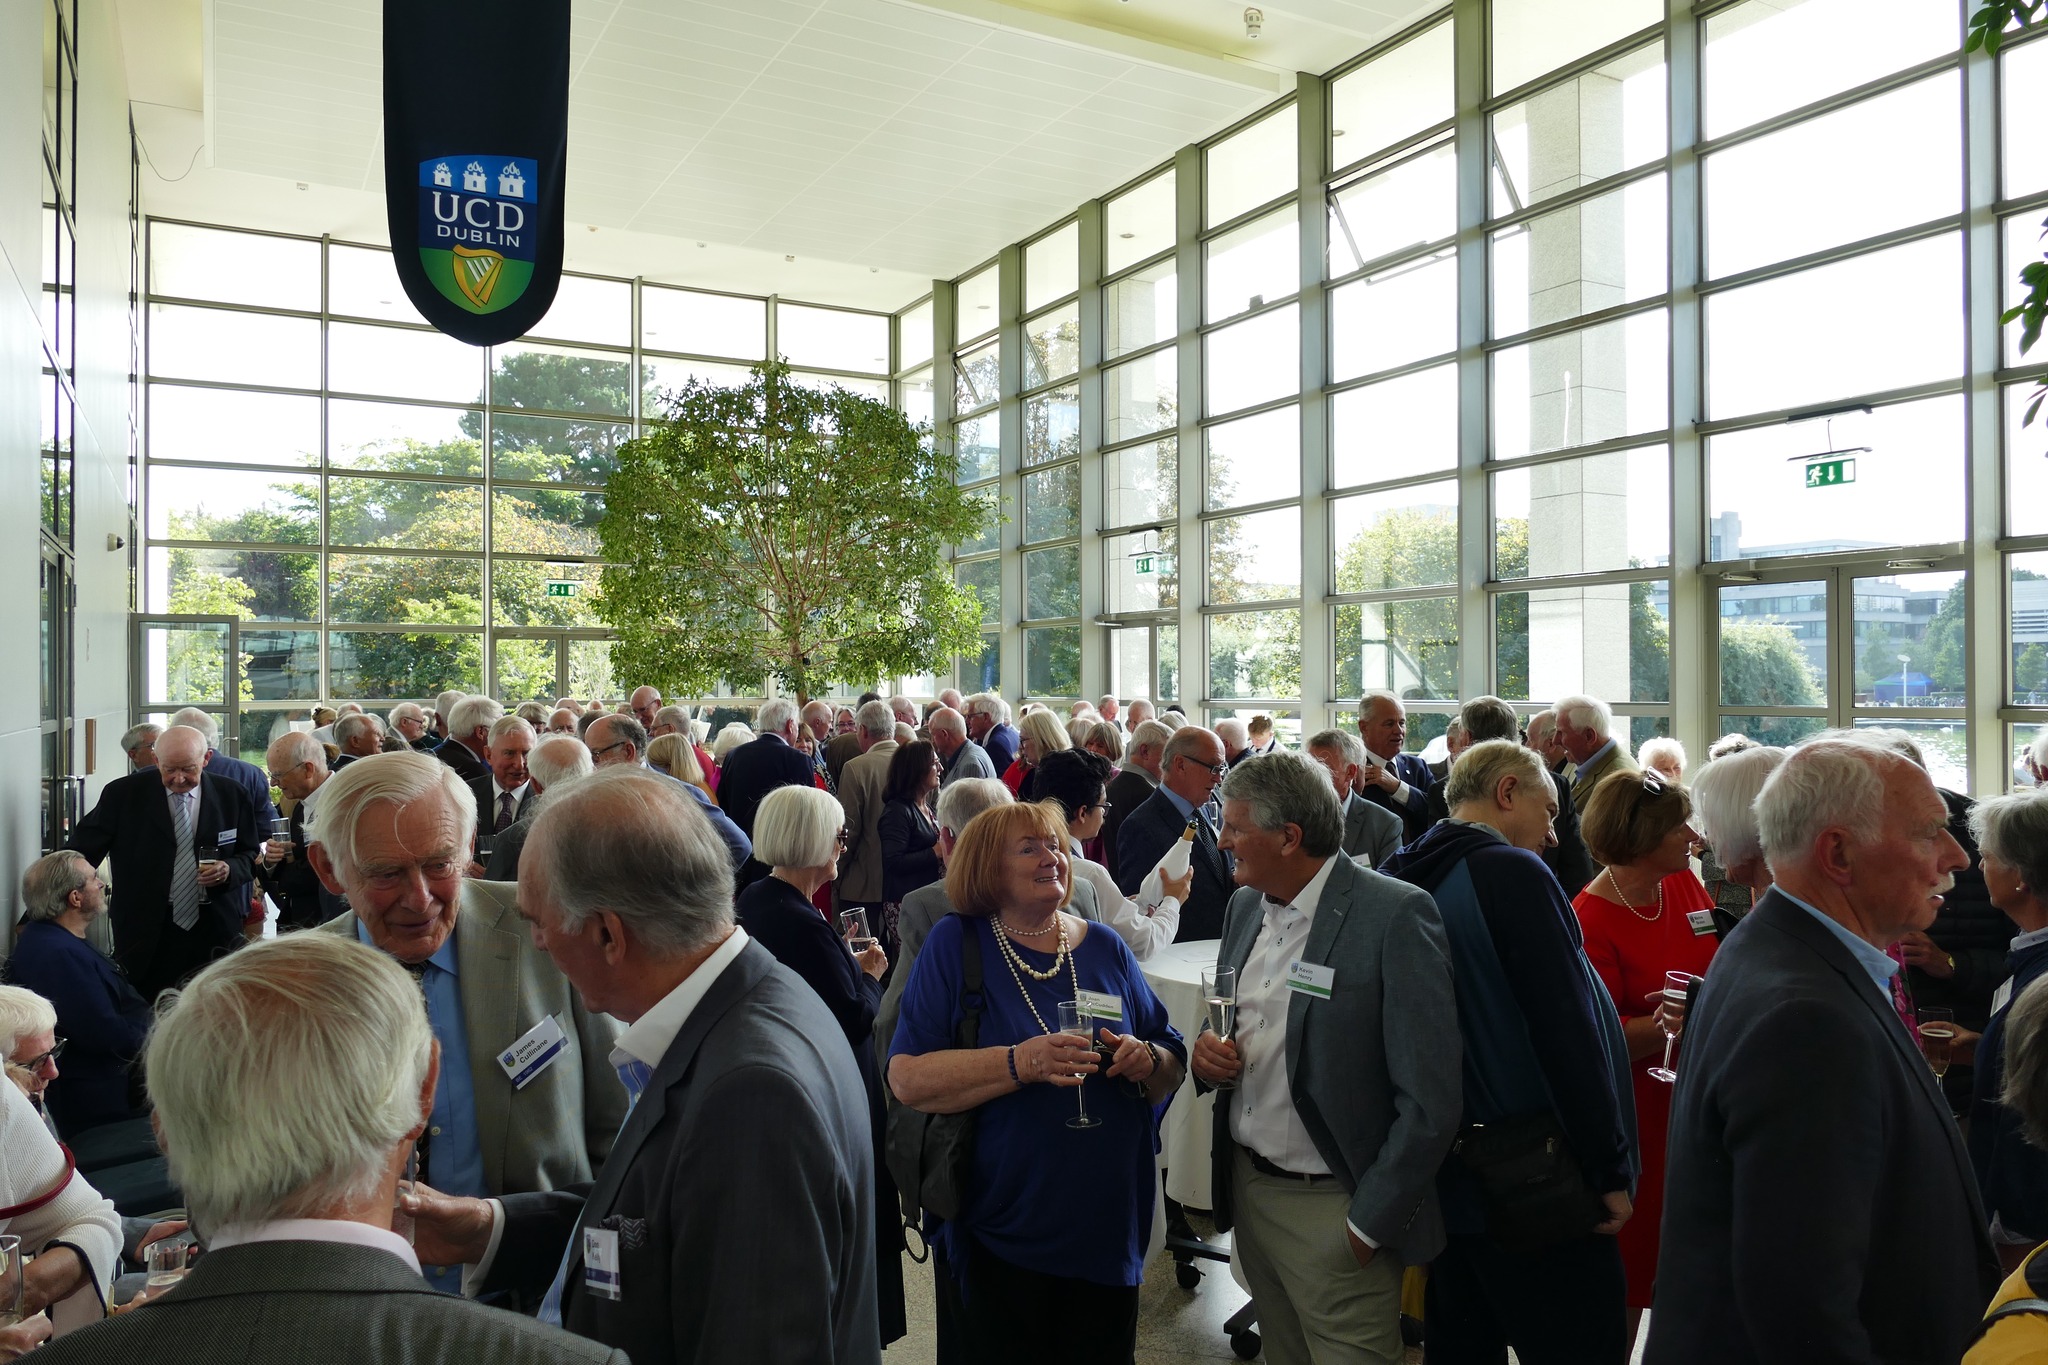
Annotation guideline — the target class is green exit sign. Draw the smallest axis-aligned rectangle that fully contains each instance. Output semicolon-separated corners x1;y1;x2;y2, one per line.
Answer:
1134;556;1155;575
545;580;579;597
1804;457;1856;489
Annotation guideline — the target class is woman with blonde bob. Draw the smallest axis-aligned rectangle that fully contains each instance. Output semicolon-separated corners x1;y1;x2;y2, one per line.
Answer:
1001;708;1072;802
888;801;1185;1364
644;732;713;801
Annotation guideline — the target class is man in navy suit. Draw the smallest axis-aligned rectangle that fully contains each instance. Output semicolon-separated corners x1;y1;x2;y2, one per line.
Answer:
1114;727;1234;941
715;699;816;839
434;695;498;786
1354;691;1433;845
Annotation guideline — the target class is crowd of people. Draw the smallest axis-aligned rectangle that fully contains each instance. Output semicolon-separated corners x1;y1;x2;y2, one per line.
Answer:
0;682;2043;1362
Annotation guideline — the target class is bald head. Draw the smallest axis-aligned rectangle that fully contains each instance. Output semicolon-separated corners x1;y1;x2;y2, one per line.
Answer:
156;726;209;795
928;706;967;757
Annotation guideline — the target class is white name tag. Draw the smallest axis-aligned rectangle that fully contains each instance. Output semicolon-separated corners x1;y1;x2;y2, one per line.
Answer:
216;829;238;848
1075;989;1124;1025
497;1014;569;1090
1287;961;1335;999
1687;909;1717;937
582;1226;621;1301
1995;978;2015;1014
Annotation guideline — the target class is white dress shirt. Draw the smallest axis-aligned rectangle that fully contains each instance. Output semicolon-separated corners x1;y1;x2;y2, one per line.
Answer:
209;1217;421;1273
1066;845;1178;962
1229;855;1337;1176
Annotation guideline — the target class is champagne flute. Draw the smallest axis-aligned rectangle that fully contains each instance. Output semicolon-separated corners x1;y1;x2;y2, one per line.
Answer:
1058;1001;1100;1130
1647;970;1700;1084
0;1236;21;1326
1918;1006;1957;1080
474;831;496;862
840;908;875;954
1201;965;1239;1092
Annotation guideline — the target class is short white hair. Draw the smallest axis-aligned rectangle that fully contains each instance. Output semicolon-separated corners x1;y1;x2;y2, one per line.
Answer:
488;714;535;747
652;705;690;734
756;698;798;736
967;692;1011;725
1128;719;1174;755
935;776;1012;837
0;986;57;1052
712;722;755;762
1692;745;1786;870
753;785;842;868
450;695;504;738
435;689;466;717
170;706;220;748
304;750;477;887
119;723;161;756
1637;736;1687;777
857;700;896;740
388;702;426;728
1215;718;1249;749
1306;727;1366;769
334;712;384;749
1756;739;1899;871
266;729;325;772
528;734;593;792
1553;694;1612;739
147;933;432;1231
2032;726;2048;774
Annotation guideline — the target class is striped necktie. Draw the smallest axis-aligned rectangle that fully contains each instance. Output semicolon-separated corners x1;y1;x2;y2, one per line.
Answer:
170;793;201;930
538;1059;653;1326
496;791;516;833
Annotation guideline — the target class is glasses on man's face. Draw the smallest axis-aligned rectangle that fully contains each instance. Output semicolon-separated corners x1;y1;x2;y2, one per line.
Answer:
23;1039;64;1071
833;828;849;847
1183;757;1228;778
589;739;631;762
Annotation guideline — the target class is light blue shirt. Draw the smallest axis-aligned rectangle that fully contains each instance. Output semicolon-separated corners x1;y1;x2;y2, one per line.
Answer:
1159;784;1212;835
1580;738;1618;776
1778;888;1899;998
356;919;485;1293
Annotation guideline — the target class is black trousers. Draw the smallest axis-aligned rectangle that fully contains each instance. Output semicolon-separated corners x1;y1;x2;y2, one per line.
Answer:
1424;1231;1628;1365
133;913;239;1004
942;1233;1140;1365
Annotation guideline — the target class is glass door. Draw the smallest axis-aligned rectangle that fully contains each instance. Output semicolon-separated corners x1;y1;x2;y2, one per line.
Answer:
492;632;617;705
132;614;241;753
40;548;76;852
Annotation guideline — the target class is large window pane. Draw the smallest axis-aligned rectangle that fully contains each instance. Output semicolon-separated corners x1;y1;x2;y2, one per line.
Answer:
529;275;631;347
789;372;890;403
1704;74;1960;280
1023;303;1080;388
493;412;628;486
149;304;319;389
2006;38;2048;198
1105;529;1178;613
329;244;426;325
494;486;606;542
956;265;999;343
1105;349;1178;444
1209;507;1300;604
1024;464;1080;543
1207;107;1297;228
957;558;1001;624
1334;597;1460;701
1330;254;1455;383
1210;609;1301;700
1026;222;1080;312
2010;384;2048;538
1331;21;1453;165
955;339;1000;413
1709;396;1963;557
641;357;752;415
1851;717;1970;792
149;466;317;543
1705;235;1961;419
1206;206;1297;324
1492;176;1666;337
1107;170;1176;275
1205;306;1298;417
330;478;482;550
2013;553;2048;703
493;559;603;627
1025;545;1081;619
900;367;935;433
150;223;320;310
330;399;483;477
329;556;484;625
1024;385;1079;468
640;287;765;360
954;411;1000;484
1703;0;1959;140
898;298;934;370
150;384;318;467
329;630;482;699
1332;364;1458;488
493;636;560;702
1720;712;1829;749
240;632;321;701
2007;214;2046;368
1496;446;1670;579
1718;579;1828;705
1495;580;1670;702
1026;627;1081;696
1491;0;1660;95
1206;407;1299;510
958;489;1001;556
491;343;631;417
1851;569;1961;704
1490;45;1666;216
147;547;318;620
1106;258;1176;360
1329;140;1456;275
1493;309;1668;458
776;303;889;374
1333;481;1459;592
331;322;484;403
1105;437;1178;529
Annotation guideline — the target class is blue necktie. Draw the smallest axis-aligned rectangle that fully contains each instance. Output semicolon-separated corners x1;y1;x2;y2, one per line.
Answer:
538;1060;652;1325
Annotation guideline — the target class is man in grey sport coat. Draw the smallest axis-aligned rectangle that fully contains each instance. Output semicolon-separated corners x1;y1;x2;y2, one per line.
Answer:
1191;752;1461;1365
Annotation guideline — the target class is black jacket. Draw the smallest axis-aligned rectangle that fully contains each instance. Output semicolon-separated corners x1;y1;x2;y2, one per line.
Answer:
1101;766;1157;883
433;736;489;785
717;734;816;838
257;796;347;931
1644;891;1999;1365
1113;788;1233;941
1909;788;2006;1032
468;775;537;840
876;800;941;905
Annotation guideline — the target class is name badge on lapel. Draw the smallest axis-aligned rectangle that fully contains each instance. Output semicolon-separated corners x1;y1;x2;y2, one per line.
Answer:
497;1014;568;1090
216;829;238;849
1686;909;1717;937
582;1226;621;1301
1995;978;2015;1014
1074;989;1123;1026
1286;961;1335;1000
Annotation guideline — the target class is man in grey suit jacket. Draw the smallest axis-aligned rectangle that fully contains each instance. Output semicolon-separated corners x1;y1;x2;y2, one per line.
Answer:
1191;752;1461;1365
929;707;995;787
1306;727;1403;869
305;752;628;1295
409;767;879;1365
35;932;620;1365
836;700;900;914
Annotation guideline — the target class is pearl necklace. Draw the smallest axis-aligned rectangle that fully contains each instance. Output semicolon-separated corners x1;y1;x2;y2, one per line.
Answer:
993;917;1081;1037
1608;871;1664;923
998;912;1059;939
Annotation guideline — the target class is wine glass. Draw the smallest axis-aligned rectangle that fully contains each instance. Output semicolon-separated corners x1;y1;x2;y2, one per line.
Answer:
840;908;875;954
1058;1001;1100;1130
1201;965;1238;1092
474;831;496;862
1918;1006;1957;1081
1647;971;1701;1084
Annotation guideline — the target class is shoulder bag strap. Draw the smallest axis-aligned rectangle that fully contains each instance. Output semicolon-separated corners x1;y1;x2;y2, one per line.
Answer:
957;919;983;1050
0;1145;76;1221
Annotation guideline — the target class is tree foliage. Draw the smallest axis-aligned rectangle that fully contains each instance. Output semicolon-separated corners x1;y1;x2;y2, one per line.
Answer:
598;362;992;702
1973;0;2048;423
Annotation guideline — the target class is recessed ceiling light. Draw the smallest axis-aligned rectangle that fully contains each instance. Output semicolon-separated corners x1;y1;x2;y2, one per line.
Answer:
295;182;308;191
785;254;796;262
1118;232;1135;239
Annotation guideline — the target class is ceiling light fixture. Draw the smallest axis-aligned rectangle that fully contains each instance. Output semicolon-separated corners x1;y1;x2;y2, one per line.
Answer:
1244;7;1263;39
785;254;796;262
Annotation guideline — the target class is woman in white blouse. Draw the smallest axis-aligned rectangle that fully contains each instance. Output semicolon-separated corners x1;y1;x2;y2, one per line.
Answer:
1032;749;1189;961
0;1061;122;1345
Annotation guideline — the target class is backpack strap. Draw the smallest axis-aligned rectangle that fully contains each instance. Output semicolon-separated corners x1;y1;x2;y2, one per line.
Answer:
1969;1297;2048;1347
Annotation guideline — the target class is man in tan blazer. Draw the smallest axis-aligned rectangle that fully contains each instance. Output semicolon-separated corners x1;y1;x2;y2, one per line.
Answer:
304;752;628;1295
835;699;900;921
1554;692;1640;813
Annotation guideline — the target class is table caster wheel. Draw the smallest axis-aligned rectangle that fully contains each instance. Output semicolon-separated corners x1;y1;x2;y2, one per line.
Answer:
1230;1328;1261;1359
1175;1260;1201;1289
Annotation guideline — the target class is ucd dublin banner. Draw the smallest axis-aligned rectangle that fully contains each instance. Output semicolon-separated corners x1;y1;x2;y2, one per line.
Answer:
382;0;568;346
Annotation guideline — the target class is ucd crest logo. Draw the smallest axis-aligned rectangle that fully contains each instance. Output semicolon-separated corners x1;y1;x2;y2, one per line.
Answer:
417;155;539;315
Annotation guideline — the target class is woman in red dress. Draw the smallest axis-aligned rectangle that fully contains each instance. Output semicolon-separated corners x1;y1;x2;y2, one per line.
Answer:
1572;767;1720;1346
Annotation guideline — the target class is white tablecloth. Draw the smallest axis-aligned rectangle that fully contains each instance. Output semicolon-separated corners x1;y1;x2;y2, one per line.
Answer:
1144;937;1221;1210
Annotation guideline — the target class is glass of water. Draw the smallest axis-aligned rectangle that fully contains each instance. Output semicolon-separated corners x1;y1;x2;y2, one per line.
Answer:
145;1234;188;1290
1201;965;1238;1091
840;908;875;953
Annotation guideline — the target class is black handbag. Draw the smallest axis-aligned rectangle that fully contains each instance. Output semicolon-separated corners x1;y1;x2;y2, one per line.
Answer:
884;923;983;1225
1450;1111;1606;1251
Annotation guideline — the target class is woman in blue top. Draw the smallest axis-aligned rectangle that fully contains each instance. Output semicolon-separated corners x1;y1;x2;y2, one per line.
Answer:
889;799;1185;1365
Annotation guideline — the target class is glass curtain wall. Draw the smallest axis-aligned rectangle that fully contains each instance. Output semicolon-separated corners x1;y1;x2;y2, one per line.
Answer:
144;223;892;757
925;0;2027;792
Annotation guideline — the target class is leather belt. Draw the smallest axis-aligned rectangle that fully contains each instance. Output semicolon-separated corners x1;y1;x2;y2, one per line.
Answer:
1242;1144;1335;1184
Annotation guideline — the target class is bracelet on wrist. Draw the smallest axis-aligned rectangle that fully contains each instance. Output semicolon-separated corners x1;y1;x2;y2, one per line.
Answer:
1006;1045;1020;1087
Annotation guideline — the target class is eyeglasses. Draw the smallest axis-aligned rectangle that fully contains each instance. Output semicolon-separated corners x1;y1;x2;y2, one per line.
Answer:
589;739;631;761
1182;757;1229;778
833;828;849;846
22;1039;64;1071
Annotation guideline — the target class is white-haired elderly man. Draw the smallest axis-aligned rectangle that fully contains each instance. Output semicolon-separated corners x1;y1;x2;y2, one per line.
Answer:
715;698;816;844
1646;738;1998;1365
29;934;622;1365
1552;693;1638;812
1102;718;1172;881
927;706;995;788
259;728;347;932
168;706;279;831
69;724;264;1003
434;695;500;787
627;686;663;733
305;752;628;1296
965;692;1019;775
118;723;160;772
330;710;387;768
484;735;595;882
1191;752;1460;1365
404;769;882;1365
836;700;902;926
1303;728;1403;870
470;715;539;848
433;690;466;742
390;702;437;752
1352;691;1434;845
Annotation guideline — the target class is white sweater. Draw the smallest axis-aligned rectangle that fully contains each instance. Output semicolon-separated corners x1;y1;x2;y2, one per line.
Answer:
0;1080;120;1334
1069;849;1179;963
